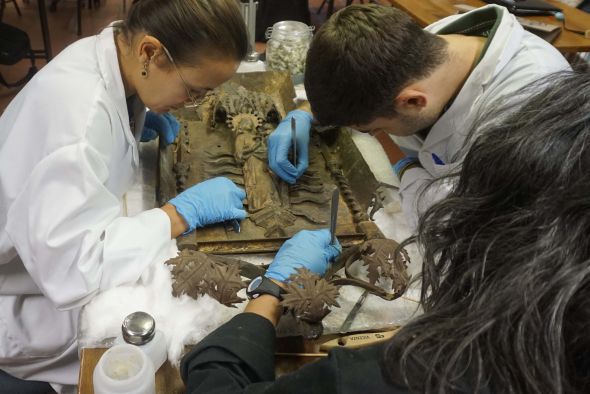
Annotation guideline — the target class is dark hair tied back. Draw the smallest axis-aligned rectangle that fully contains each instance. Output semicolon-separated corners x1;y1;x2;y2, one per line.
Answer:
122;0;247;65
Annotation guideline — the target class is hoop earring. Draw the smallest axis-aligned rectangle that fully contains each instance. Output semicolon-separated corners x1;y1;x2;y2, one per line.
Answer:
141;62;149;78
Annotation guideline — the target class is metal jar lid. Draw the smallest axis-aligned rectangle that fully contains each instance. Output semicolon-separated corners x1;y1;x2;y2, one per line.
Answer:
121;311;156;345
265;20;314;41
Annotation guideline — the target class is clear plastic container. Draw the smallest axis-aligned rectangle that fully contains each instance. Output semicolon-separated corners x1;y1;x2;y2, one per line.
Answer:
265;20;314;82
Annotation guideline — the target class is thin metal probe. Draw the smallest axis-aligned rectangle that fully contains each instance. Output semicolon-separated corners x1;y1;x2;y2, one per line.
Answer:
291;117;297;166
329;188;339;245
339;289;369;334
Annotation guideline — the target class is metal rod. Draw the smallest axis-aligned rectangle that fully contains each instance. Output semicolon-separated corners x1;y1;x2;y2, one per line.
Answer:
248;0;256;49
246;0;259;61
339;289;369;334
329;188;339;245
291;117;297;166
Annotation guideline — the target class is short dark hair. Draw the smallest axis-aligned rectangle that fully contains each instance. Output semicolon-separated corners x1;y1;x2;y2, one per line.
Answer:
121;0;248;65
304;4;447;126
385;71;590;393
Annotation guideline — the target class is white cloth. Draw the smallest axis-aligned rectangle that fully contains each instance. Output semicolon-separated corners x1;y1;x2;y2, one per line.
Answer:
394;5;571;230
0;27;172;389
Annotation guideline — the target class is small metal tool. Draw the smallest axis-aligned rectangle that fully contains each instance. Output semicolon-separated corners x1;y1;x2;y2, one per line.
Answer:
320;328;398;351
329;188;339;245
225;219;241;233
291;117;297;166
339;289;369;334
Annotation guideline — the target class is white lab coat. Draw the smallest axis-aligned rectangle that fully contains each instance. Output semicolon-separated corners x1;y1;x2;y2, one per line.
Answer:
0;27;171;390
394;5;571;231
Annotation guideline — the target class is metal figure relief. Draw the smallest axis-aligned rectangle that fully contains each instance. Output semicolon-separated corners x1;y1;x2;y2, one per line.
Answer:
160;71;384;253
203;82;329;237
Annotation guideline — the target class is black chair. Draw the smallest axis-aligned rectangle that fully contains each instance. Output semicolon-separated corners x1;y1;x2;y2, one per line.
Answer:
48;0;100;36
0;22;37;88
0;0;22;18
316;0;366;18
255;0;311;42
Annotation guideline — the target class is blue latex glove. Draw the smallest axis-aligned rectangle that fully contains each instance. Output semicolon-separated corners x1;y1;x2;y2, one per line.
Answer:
265;229;341;282
140;112;180;145
168;177;246;233
267;110;313;184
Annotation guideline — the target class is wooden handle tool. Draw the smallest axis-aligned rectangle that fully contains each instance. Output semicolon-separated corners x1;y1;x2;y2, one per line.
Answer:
319;329;399;352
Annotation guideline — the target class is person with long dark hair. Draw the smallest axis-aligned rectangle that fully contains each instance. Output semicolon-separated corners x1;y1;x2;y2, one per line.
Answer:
181;71;590;393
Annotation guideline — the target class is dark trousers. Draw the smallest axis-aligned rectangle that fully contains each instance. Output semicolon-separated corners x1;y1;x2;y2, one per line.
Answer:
0;370;55;394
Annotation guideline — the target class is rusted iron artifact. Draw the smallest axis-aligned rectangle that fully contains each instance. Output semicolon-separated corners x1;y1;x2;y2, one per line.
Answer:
158;71;385;254
165;237;411;338
207;82;330;237
281;268;341;339
166;249;256;307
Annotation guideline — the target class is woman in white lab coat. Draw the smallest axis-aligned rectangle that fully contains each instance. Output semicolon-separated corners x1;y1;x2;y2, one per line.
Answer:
0;0;248;392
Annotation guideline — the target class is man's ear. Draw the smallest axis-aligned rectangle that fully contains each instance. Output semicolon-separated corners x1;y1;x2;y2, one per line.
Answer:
394;88;428;116
137;35;164;64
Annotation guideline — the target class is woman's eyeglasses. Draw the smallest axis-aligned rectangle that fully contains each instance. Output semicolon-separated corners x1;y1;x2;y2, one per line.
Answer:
161;45;215;108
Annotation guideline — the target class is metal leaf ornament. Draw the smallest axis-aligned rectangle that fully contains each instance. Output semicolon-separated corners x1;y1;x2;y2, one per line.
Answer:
166;249;246;307
206;263;247;307
360;239;411;293
281;268;340;323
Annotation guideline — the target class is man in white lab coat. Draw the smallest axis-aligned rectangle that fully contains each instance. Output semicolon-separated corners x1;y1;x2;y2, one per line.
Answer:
0;0;248;392
296;4;571;230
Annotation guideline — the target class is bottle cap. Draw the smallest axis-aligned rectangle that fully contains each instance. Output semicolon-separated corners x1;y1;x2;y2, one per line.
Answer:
122;312;156;345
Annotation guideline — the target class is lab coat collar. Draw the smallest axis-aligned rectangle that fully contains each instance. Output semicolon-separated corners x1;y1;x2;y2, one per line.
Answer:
422;5;524;154
95;25;140;165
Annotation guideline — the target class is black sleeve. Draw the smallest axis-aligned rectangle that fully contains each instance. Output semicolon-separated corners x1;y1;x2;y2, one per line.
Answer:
181;313;405;394
180;311;341;394
180;313;277;393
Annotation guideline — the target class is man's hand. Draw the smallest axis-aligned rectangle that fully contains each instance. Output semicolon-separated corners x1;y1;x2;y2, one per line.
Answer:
267;110;313;184
265;229;341;282
141;112;180;145
168;177;246;234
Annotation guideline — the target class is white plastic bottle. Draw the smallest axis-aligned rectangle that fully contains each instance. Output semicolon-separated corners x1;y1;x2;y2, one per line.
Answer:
114;311;167;372
93;344;156;394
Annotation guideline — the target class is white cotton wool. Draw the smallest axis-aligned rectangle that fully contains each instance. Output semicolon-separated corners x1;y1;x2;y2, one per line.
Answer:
79;240;245;366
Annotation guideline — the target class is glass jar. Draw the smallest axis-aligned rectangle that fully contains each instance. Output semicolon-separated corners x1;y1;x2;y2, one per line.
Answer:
265;21;314;82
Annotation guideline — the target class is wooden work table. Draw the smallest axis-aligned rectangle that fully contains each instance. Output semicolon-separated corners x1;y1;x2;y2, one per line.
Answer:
78;335;339;394
386;0;590;52
77;328;399;393
77;340;326;394
77;347;320;394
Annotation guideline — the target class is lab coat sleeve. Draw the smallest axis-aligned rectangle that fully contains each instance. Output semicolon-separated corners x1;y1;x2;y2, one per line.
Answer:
4;140;171;310
398;166;453;232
